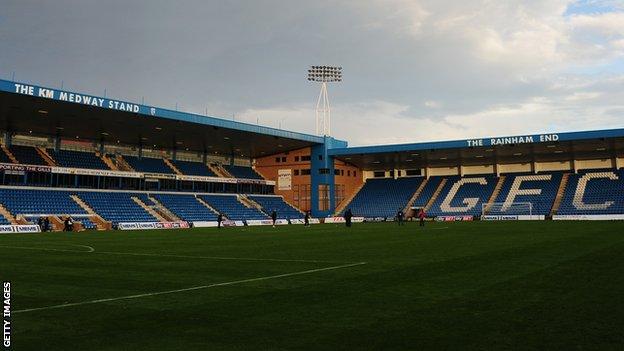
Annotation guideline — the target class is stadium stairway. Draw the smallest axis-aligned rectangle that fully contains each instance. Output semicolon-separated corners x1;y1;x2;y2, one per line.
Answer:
424;178;448;212
131;196;166;222
483;175;506;214
200;194;267;221
0;145;18;164
248;195;304;219
550;173;570;216
36;147;57;166
0;203;16;224
151;194;218;222
99;153;119;171
163;158;183;175
238;194;267;214
10;145;48;165
146;196;181;221
345;177;424;218
114;155;135;172
70;195;113;230
210;164;234;178
403;177;429;215
334;182;366;215
195;196;222;216
225;165;264;180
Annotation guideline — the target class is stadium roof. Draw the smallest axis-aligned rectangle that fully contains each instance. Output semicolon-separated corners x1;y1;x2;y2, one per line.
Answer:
0;79;329;158
330;129;624;170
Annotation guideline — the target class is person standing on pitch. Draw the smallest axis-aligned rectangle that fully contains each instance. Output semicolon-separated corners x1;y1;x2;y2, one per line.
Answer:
271;210;277;227
304;211;310;227
344;208;353;227
418;208;426;227
397;209;404;226
217;213;223;228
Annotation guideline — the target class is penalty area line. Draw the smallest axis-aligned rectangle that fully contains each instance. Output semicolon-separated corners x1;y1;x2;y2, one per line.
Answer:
13;261;367;314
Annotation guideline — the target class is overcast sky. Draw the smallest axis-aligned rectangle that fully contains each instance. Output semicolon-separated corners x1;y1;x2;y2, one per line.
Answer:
1;0;623;146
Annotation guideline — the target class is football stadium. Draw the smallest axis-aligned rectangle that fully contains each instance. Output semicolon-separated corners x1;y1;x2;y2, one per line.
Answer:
1;78;624;349
2;2;624;350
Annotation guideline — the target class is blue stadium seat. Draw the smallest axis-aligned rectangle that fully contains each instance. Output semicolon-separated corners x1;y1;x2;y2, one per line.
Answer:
124;156;175;174
489;172;563;215
48;149;110;170
0;147;12;164
411;177;443;208
9;145;47;165
0;214;10;225
248;195;303;219
173;160;216;177
78;192;157;224
200;194;267;221
224;165;263;179
152;194;218;221
345;177;424;218
79;218;97;230
427;175;497;217
558;169;624;215
0;188;87;216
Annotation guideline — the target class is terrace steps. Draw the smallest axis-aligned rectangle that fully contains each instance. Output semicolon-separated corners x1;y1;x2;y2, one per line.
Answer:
281;196;305;215
334;182;365;215
195;196;221;216
238;194;266;214
0;145;18;164
163;158;183;175
424;178;448;212
36;147;57;166
403;177;429;215
550;173;570;216
147;196;181;222
0;203;17;224
99;153;118;170
115;155;135;172
483;175;506;214
131;196;166;222
70;195;112;230
210;163;233;178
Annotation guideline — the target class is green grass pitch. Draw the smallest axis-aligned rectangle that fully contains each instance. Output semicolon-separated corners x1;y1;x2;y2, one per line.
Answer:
2;221;624;350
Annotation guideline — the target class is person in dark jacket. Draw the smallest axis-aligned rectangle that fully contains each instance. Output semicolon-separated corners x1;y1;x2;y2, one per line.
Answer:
304;211;310;227
344;209;353;227
271;210;277;227
43;217;50;232
217;213;223;228
37;217;43;230
397;209;404;226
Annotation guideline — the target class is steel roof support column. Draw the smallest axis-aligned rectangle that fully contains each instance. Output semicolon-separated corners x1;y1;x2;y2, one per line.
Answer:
53;135;60;152
3;132;11;148
571;144;577;174
310;137;339;217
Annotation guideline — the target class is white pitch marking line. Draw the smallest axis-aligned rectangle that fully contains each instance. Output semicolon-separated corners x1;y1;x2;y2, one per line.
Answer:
72;244;95;252
14;261;367;314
